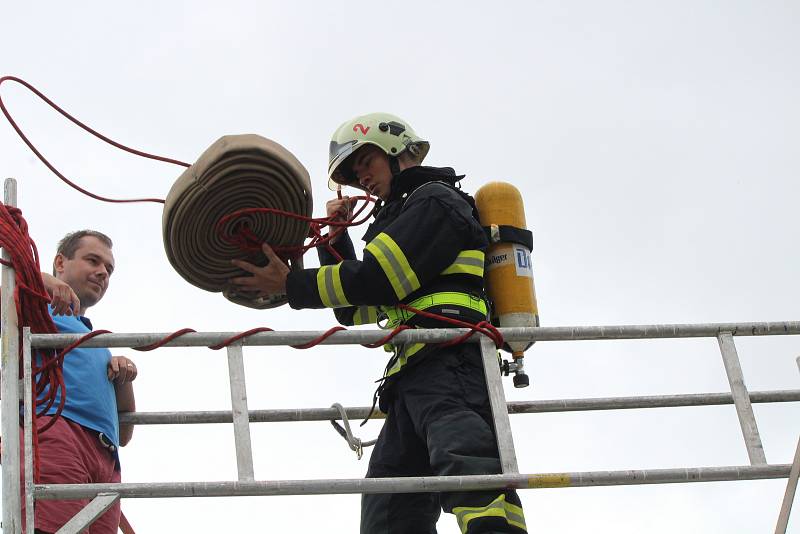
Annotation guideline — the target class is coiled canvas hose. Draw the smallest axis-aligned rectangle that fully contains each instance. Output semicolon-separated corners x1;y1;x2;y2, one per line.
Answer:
163;134;312;309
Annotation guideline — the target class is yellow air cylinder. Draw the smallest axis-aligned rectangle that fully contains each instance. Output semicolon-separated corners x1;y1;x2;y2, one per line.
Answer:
474;182;539;356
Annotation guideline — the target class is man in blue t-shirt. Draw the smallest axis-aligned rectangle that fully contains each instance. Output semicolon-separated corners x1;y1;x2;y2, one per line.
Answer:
21;230;137;534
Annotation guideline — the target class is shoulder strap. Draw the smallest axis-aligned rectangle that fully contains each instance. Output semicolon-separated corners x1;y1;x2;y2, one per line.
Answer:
484;224;533;250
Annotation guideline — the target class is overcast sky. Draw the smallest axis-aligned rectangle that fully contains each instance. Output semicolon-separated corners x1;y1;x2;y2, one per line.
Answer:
1;1;799;532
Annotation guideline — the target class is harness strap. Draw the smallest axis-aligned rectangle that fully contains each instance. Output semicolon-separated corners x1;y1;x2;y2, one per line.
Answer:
484;224;533;250
380;291;488;329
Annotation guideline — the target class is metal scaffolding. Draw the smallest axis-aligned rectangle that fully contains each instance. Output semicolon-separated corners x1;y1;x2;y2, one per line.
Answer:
2;176;800;533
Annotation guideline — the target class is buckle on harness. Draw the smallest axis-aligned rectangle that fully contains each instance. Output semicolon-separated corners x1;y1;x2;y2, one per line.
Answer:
378;306;410;330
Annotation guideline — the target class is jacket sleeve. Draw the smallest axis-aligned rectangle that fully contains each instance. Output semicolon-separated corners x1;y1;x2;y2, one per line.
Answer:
316;231;360;325
287;183;483;310
317;230;357;266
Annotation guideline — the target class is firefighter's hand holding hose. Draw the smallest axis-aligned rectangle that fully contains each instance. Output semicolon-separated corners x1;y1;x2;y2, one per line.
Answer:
228;196;351;298
230;244;290;298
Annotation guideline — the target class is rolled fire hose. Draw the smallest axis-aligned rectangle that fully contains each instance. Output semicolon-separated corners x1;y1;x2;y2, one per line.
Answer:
162;134;312;309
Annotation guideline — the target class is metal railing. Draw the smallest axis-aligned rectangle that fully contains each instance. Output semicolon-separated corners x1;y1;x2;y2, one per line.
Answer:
2;176;799;533
5;325;799;534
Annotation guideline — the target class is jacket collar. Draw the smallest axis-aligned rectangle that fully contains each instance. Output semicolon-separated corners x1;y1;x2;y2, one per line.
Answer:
386;166;464;203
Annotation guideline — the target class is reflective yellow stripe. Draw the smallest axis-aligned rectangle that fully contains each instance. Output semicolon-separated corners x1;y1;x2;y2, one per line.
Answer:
505;501;526;531
365;232;420;299
316;264;350;308
453;494;527;534
381;291;487;377
383;291;488;328
384;342;426;377
352;305;379;325
441;249;485;277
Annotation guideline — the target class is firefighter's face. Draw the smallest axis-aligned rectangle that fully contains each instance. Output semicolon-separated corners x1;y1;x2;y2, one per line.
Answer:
350;145;393;200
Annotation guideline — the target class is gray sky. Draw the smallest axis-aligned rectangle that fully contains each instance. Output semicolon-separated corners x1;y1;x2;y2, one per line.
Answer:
1;1;799;532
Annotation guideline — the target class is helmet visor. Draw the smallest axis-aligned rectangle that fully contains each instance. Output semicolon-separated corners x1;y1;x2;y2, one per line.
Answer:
328;139;359;183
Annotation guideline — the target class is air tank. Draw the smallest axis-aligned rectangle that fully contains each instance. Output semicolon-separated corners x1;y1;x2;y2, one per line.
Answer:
474;181;539;360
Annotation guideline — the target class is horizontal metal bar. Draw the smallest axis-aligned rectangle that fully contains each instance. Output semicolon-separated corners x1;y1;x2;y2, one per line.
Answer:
35;464;791;500
506;389;800;413
118;390;800;425
30;321;800;349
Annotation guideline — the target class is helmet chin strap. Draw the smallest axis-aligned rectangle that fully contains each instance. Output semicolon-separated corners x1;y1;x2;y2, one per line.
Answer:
389;155;402;177
386;155;402;199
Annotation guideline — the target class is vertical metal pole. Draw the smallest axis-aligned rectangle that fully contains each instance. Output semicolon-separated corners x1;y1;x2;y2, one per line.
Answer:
23;328;34;534
226;343;255;481
717;332;767;465
773;356;800;534
1;178;23;533
479;336;519;474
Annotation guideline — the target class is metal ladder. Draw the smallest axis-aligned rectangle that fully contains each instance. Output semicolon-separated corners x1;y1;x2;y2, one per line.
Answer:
3;177;800;533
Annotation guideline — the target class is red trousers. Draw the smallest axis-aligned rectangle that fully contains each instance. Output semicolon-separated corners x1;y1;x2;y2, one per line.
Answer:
20;416;121;534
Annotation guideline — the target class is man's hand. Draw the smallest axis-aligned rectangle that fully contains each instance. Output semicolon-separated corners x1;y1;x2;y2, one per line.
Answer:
41;272;81;316
110;356;138;446
230;243;290;297
326;196;352;244
108;356;138;384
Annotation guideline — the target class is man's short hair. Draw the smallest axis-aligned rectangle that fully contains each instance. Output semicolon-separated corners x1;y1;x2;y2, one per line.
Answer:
53;230;113;274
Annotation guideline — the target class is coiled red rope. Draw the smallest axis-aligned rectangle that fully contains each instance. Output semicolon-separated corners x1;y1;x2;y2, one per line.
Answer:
0;201;66;480
217;196;375;263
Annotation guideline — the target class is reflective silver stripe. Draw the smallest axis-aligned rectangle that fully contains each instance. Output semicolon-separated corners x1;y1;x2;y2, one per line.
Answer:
317;265;350;308
385;342;426;377
353;306;378;325
509;517;526;530
441;250;484;276
505;504;526;531
457;256;484;268
324;267;338;305
453;495;526;534
373;238;414;297
366;234;421;299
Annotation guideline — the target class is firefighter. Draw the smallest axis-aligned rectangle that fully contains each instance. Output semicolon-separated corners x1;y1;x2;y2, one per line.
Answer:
231;112;527;534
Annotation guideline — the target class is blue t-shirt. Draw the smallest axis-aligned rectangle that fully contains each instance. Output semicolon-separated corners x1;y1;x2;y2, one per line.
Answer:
38;309;120;447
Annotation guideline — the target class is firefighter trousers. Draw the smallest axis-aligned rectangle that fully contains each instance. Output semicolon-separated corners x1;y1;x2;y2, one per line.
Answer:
360;344;527;534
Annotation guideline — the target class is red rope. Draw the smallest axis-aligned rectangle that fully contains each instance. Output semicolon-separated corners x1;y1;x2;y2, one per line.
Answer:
289;326;348;349
208;327;274;350
395;303;504;348
56;315;501;360
216;194;375;263
0;76;184;204
0;201;64;480
133;328;197;351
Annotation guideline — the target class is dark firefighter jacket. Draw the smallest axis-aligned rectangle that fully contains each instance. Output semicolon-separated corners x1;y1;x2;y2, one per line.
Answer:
286;165;489;378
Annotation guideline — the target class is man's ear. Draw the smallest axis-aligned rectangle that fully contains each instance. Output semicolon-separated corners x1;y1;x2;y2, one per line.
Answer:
53;254;66;277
